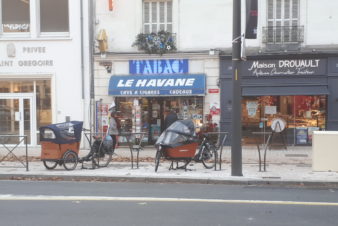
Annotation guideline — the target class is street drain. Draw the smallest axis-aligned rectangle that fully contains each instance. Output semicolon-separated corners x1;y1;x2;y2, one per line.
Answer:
296;164;311;167
262;177;281;179
285;154;308;157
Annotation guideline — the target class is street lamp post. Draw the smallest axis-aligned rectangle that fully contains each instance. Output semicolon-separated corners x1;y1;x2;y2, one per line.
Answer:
231;0;243;176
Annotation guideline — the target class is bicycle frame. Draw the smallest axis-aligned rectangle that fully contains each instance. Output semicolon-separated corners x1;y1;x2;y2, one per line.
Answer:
154;133;217;171
194;135;214;162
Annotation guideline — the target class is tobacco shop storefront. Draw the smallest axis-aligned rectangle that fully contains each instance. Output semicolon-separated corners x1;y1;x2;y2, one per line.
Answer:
108;74;206;144
220;56;338;146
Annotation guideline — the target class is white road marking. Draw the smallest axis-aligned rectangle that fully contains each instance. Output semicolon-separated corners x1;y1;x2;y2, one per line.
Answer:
0;194;338;206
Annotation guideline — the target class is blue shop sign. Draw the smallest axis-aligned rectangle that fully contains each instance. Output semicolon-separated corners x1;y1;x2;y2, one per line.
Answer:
108;74;205;96
129;59;188;74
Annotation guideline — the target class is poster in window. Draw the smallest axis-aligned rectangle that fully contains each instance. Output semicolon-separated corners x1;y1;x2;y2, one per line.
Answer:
96;102;109;133
265;106;277;115
210;101;220;115
135;105;141;133
151;124;161;140
246;101;258;117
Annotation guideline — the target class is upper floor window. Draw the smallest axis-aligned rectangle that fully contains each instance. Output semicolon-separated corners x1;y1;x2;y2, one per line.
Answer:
40;0;69;32
143;0;172;33
1;0;30;33
267;0;300;43
0;0;69;36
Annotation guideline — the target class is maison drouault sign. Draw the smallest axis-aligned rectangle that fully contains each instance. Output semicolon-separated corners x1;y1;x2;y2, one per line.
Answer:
243;59;326;77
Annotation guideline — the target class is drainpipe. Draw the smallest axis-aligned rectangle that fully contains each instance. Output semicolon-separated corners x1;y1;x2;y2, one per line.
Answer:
80;0;84;100
89;0;96;132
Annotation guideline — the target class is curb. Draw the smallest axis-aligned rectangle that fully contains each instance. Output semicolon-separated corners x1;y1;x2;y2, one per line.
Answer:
1;174;338;188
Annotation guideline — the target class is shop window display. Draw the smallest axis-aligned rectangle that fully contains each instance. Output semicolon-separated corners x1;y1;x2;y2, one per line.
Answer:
114;98;133;144
242;95;327;146
115;96;204;144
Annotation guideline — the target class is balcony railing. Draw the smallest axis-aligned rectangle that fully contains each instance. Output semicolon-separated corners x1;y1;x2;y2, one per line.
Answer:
262;26;304;44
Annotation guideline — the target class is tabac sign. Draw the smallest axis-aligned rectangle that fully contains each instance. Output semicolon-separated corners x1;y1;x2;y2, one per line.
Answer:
242;59;327;77
129;59;188;74
108;74;205;96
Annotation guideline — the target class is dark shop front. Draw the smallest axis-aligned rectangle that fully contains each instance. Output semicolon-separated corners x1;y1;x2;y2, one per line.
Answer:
220;55;338;146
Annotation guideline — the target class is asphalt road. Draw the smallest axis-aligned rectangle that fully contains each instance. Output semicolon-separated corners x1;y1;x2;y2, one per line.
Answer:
0;180;338;226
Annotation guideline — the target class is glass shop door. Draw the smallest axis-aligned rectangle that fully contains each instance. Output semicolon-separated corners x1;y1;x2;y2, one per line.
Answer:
0;93;35;145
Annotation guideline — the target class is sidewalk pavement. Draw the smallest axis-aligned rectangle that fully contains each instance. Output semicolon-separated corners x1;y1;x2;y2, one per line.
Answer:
1;145;338;187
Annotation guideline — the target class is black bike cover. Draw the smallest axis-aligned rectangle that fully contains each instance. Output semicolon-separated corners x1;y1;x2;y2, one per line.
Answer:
156;120;196;147
39;121;83;144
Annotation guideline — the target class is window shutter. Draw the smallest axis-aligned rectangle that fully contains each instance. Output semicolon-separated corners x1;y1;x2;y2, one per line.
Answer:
160;2;165;23
268;0;274;20
167;1;172;23
152;2;157;23
284;0;290;19
266;0;300;44
292;0;299;19
142;1;173;33
144;3;150;23
276;0;282;19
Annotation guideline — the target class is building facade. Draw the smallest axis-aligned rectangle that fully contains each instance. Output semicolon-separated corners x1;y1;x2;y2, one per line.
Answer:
220;0;338;146
93;0;230;144
0;0;91;146
93;0;338;146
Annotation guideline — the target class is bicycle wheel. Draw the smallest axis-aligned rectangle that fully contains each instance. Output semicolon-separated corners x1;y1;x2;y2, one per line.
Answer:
92;143;112;167
63;150;78;171
154;149;162;172
201;144;217;169
43;160;58;170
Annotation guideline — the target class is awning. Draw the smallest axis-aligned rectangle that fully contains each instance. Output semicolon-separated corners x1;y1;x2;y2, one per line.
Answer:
242;85;329;96
108;74;206;96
